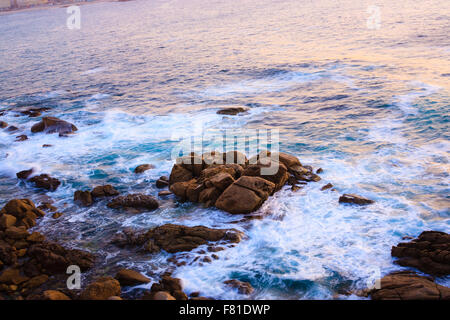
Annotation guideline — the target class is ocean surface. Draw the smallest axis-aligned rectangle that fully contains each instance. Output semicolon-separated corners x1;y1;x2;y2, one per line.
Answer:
0;0;449;299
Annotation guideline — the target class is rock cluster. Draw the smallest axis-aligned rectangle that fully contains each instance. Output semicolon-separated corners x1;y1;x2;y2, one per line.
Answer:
0;199;94;300
168;151;321;214
112;224;243;254
391;231;450;276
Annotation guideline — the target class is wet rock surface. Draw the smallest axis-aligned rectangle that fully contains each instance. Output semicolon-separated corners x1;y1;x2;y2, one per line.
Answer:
134;164;154;173
28;174;61;191
216;107;248;115
31;116;77;136
370;271;450;300
338;194;374;205
107;194;159;211
391;231;450;276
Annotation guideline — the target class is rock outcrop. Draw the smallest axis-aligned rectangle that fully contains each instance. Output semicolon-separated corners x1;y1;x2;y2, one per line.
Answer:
115;269;150;286
370;272;450;300
31;117;77;136
29;174;61;191
167;151;321;214
112;224;243;254
391;231;450;276
134;164;154;174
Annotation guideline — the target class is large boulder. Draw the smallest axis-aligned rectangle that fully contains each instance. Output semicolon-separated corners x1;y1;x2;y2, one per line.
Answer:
169;164;194;185
370;272;450;300
243;161;289;191
31;117;77;135
134;164;154;174
391;231;450;276
107;194;159;211
80;277;121;300
0;199;45;230
215;176;275;214
74;190;93;207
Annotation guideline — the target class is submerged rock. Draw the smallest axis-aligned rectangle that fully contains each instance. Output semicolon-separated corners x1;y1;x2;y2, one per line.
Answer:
391;231;450;276
31;116;77;136
216;107;248;115
0;121;7;129
224;280;254;295
370;272;450;300
107;194;159;211
338;194;374;205
29;174;61;191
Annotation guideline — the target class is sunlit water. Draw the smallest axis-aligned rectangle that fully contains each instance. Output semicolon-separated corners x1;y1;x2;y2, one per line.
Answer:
0;0;449;299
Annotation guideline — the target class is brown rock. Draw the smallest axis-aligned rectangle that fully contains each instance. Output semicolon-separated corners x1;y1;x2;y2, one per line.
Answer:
115;269;150;286
224;279;254;295
29;174;61;191
107;296;122;300
176;155;204;176
217;107;247;115
74;190;93;207
107;194;159;211
134;164;154;174
223;151;248;166
31;117;77;135
243;161;288;191
391;231;450;276
52;212;62;219
169;164;193;185
0;268;29;285
321;183;333;191
5;226;29;240
80;277;121;300
0;214;17;229
339;194;374;205
91;185;119;198
16;169;34;180
198;187;221;206
0;199;44;221
142;224;243;253
15;135;28;141
371;272;450;300
156;178;169;188
42;144;52;148
271;152;302;169
22;274;49;289
209;172;235;191
6;126;18;132
41;290;71;300
26;232;45;243
152;291;176;300
0;242;17;266
0;121;7;129
158;190;172;197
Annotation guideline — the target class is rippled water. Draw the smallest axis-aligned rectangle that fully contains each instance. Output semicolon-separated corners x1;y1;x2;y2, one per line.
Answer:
0;0;449;299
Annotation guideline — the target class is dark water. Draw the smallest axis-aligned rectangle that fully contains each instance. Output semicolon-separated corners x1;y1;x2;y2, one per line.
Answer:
0;0;449;299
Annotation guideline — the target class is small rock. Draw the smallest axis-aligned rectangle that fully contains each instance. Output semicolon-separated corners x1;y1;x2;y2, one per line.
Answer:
0;121;8;129
115;269;150;286
15;135;28;141
152;291;176;300
216;107;247;115
41;290;71;300
158;190;172;197
29;174;61;191
156;178;169;188
52;212;62;219
16;169;33;180
339;194;374;205
224;279;254;295
321;183;333;191
6;126;18;132
316;168;323;174
42;144;52;148
134;164;154;174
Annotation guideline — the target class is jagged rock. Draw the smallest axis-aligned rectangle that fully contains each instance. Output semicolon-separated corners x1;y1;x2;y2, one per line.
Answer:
74;190;93;207
16;169;33;180
224;280;254;295
370;272;450;300
216;176;275;214
217;107;247;115
107;194;159;211
80;277;121;300
339;194;374;205
91;185;119;198
115;269;150;286
321;183;333;191
134;164;154;173
29;174;61;191
0;214;17;229
391;231;450;276
31;116;77;135
0;199;45;231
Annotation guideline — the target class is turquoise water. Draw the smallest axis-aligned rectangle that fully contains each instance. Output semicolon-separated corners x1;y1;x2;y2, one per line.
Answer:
0;0;449;299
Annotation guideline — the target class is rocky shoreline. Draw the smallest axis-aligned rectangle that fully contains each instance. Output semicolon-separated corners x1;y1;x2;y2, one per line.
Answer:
1;115;449;300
